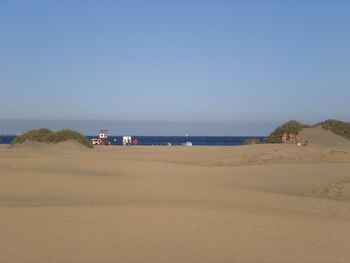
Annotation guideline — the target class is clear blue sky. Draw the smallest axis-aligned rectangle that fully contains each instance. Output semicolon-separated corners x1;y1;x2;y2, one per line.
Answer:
0;0;349;135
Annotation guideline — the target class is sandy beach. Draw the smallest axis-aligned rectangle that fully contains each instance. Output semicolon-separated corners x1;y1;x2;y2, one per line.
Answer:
2;0;349;261
1;139;350;262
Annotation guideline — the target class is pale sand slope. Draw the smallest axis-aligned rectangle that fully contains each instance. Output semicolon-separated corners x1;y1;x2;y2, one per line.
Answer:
1;141;350;262
298;126;350;148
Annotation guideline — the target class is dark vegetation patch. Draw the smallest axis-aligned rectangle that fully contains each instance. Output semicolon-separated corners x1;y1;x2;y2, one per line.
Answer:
11;128;93;148
243;138;261;145
264;120;307;143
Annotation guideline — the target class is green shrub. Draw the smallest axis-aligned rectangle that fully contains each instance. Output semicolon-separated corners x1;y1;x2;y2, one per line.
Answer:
11;128;54;144
11;128;93;148
243;138;261;145
265;120;305;143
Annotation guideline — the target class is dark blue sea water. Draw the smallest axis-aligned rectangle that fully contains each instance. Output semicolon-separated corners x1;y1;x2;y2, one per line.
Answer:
0;135;265;146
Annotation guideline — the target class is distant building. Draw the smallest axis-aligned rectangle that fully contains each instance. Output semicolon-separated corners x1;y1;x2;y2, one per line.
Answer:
99;130;108;145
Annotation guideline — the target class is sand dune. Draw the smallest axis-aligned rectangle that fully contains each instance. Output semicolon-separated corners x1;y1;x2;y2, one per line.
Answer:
1;142;350;262
8;140;91;152
299;126;350;148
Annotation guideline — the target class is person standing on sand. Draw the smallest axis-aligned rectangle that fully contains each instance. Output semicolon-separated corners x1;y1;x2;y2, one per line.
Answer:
282;132;288;143
289;133;294;144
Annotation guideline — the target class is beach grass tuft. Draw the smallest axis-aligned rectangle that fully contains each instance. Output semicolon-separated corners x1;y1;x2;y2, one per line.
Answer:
243;138;261;145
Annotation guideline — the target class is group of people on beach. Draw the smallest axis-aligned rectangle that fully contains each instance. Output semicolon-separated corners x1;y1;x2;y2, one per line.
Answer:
282;132;308;146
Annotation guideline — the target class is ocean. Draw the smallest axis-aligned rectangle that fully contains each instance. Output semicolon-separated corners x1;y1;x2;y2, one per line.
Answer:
0;135;265;146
